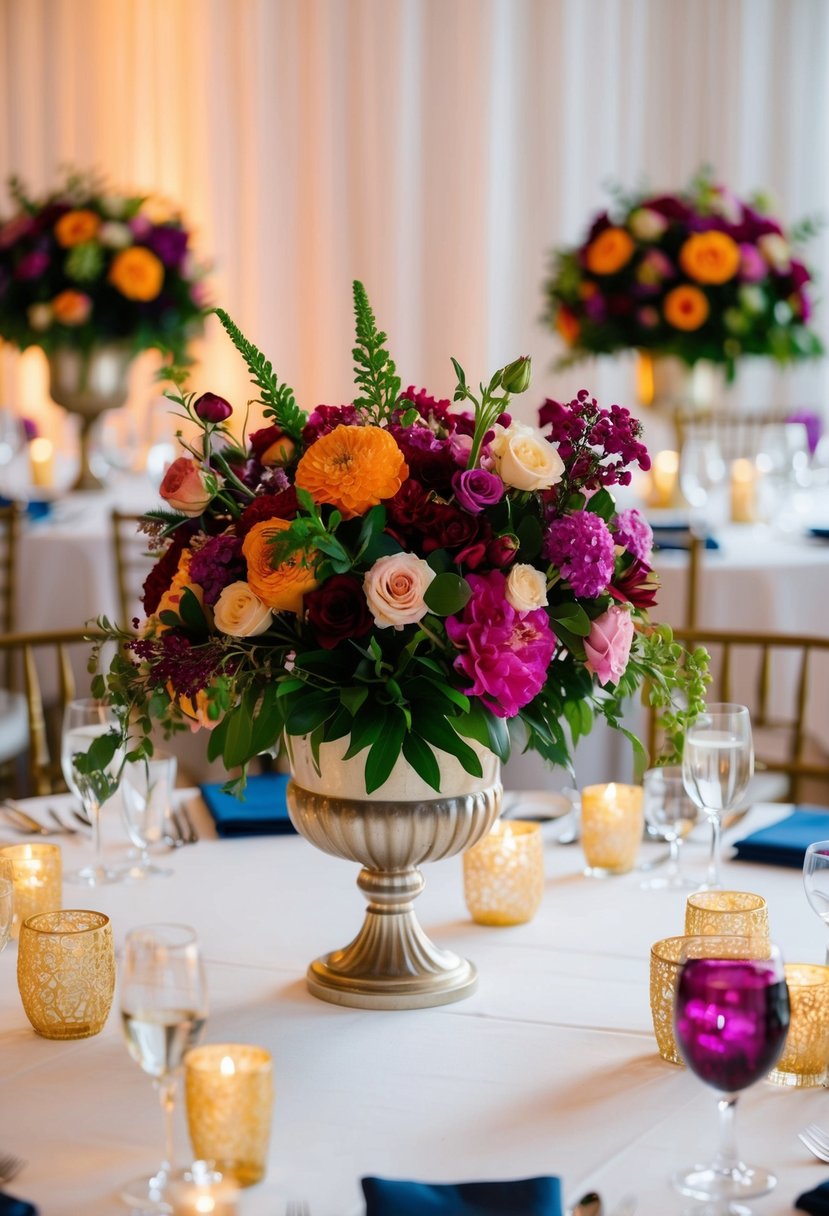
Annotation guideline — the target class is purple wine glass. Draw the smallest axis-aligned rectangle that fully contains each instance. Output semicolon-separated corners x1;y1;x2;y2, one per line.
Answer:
672;937;789;1212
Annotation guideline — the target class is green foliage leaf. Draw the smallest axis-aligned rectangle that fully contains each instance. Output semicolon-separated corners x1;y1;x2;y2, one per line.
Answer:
516;515;543;559
423;572;472;616
351;281;401;423
586;487;616;522
401;734;441;791
212;308;306;441
454;702;511;762
549;601;591;637
365;710;407;793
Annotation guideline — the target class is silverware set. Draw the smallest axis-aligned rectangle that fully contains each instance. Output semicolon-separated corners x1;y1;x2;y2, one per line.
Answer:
0;798;199;847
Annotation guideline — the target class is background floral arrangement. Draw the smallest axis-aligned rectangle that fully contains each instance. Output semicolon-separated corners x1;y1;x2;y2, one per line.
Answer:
93;283;706;794
0;171;208;363
545;169;823;377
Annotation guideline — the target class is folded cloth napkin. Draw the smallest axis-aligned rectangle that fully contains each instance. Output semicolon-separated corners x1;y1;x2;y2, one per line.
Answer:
650;525;719;552
0;1193;37;1216
796;1180;829;1213
200;772;296;838
361;1175;562;1216
732;806;829;867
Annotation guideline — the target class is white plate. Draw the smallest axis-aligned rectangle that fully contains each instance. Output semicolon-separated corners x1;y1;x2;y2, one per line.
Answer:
501;789;577;820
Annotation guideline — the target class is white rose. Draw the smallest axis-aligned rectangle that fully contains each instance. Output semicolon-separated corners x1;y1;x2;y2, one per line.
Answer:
505;563;548;614
27;303;53;332
363;553;436;630
628;207;667;241
213;581;272;638
98;221;133;249
100;194;129;220
490;421;565;492
758;233;791;272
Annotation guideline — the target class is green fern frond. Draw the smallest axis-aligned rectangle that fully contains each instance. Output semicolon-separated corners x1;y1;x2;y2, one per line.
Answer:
352;281;401;423
212;308;306;441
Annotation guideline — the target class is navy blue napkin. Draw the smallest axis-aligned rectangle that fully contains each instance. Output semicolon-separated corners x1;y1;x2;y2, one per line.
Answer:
0;1193;37;1216
796;1180;829;1213
199;772;296;837
0;495;51;521
650;525;719;552
732;807;829;867
361;1175;562;1216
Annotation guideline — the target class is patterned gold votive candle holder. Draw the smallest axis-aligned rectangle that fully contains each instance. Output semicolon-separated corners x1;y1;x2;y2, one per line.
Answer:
167;1162;238;1215
0;842;62;938
581;783;643;876
685;890;769;942
767;963;829;1087
650;936;686;1065
17;909;115;1039
462;819;544;926
184;1044;274;1187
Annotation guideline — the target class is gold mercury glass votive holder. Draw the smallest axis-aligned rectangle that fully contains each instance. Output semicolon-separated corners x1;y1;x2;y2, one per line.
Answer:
580;783;644;876
462;819;545;926
650;936;687;1065
767;963;829;1087
0;842;62;938
685;890;769;942
17;909;115;1039
184;1044;274;1187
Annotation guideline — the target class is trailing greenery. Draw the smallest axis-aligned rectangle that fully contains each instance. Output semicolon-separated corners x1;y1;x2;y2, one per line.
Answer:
211;308;306;441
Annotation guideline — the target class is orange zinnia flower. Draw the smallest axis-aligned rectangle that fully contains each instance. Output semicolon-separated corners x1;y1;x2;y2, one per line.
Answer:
679;231;741;284
51;289;92;326
108;246;165;301
295;425;409;519
555;305;581;346
242;518;319;614
54;209;100;247
584;227;635;275
663;284;710;331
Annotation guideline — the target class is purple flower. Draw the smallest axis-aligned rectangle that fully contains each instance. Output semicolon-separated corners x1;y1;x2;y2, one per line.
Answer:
613;508;653;562
194;392;233;424
451;468;504;514
14;249;50;281
445;570;556;718
145;225;188;269
129;214;153;240
739;243;766;283
301;404;362;445
189;534;245;605
544;511;615;598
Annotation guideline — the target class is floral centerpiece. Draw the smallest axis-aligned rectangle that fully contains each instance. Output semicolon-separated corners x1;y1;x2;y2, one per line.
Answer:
91;282;705;797
545;170;822;379
0;170;207;363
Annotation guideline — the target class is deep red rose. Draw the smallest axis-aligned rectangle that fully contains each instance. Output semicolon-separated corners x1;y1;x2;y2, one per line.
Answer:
421;504;482;553
386;479;437;535
453;540;488;570
237;488;298;535
305;575;372;649
194;392;233;423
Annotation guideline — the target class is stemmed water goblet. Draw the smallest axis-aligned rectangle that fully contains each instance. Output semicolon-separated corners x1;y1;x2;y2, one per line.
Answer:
120;923;208;1209
119;753;177;880
681;703;754;890
803;841;829;964
641;765;699;890
671;935;790;1212
679;435;726;533
61;697;124;886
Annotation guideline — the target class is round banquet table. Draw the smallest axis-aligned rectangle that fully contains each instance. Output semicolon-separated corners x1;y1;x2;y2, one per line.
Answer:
0;793;827;1216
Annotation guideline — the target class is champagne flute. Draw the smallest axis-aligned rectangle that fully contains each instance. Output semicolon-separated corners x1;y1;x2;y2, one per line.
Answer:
120;923;208;1209
803;841;829;964
0;858;13;953
119;753;176;880
679;436;726;532
682;703;753;891
671;936;790;1209
641;765;699;890
61;698;124;886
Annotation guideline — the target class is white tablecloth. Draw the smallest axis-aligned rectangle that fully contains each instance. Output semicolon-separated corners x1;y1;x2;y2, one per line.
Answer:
0;795;827;1216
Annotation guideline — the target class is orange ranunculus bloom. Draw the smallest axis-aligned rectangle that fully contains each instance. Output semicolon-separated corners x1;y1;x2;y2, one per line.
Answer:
295;425;409;519
108;246;165;301
555;305;581;346
678;231;741;284
242;518;319;614
54;209;101;247
663;284;710;331
51;289;92;326
584;227;635;275
155;549;205;626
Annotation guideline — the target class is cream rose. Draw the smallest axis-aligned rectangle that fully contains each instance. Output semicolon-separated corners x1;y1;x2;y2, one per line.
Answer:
363;553;436;630
213;581;272;638
489;421;565;492
505;563;548;614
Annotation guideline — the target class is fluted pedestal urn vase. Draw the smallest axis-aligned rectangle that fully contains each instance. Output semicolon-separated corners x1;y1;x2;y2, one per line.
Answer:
286;736;502;1010
48;344;133;490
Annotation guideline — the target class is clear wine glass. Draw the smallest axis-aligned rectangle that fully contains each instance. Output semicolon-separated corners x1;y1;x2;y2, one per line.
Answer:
119;753;176;880
671;936;790;1210
803;841;829;965
679;436;726;532
120;923;208;1209
641;765;699;890
61;698;124;886
0;857;14;953
681;703;753;891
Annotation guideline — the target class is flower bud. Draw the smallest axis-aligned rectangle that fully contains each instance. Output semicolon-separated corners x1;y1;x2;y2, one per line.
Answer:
194;392;233;424
487;533;520;569
500;355;532;395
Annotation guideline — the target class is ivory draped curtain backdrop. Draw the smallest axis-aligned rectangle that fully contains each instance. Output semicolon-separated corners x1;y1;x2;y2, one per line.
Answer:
0;0;828;431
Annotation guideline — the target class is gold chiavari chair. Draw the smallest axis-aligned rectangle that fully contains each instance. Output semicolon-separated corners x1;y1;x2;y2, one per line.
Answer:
648;627;829;804
674;407;794;462
111;510;152;629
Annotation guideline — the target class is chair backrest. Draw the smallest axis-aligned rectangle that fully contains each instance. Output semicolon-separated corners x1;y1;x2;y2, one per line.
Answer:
0;503;21;635
675;408;793;463
0;628;110;796
647;627;829;803
111;510;151;629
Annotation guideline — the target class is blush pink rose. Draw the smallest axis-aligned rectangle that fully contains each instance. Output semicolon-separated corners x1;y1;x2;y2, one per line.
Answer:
584;605;634;685
159;456;220;517
363;553;435;630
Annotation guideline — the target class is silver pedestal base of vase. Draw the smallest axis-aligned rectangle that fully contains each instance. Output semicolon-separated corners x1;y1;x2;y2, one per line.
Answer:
48;345;133;491
287;780;501;1010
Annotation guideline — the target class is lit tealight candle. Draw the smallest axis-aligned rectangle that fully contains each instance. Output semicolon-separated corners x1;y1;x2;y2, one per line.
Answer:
649;450;680;508
0;842;62;937
29;436;54;488
730;457;758;524
462;819;545;926
184;1044;274;1188
167;1171;238;1216
580;783;644;876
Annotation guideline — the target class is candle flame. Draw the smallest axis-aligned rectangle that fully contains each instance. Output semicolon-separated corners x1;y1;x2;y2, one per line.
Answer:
195;1199;216;1214
219;1054;236;1076
30;437;53;462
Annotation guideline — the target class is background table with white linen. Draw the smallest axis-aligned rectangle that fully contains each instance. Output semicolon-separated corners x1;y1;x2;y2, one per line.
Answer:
0;795;827;1216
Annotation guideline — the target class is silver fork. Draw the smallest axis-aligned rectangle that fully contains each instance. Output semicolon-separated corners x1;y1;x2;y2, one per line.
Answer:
48;807;81;835
0;1151;25;1184
799;1122;829;1163
285;1202;311;1216
177;802;199;843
